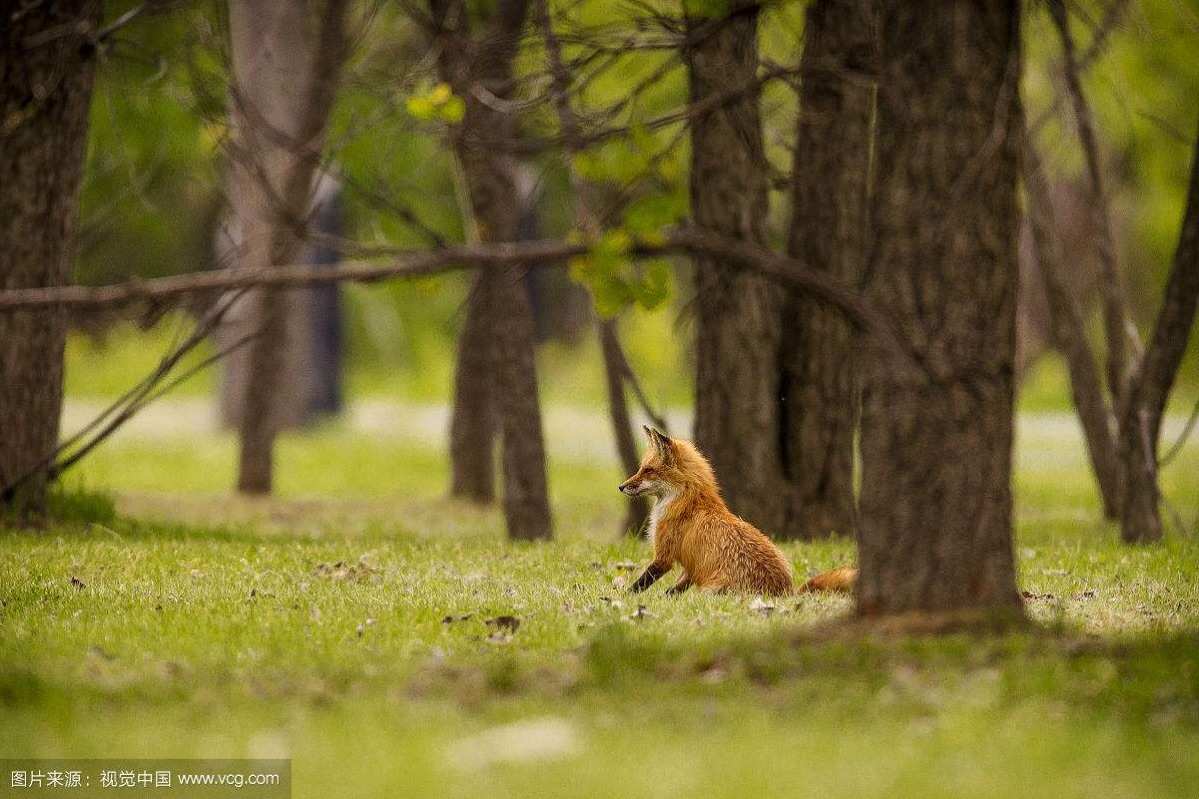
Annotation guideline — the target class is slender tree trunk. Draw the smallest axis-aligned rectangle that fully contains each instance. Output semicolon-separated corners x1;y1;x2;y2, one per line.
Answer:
229;0;349;494
600;319;650;534
1022;134;1122;518
448;275;499;502
686;0;786;535
536;0;645;535
0;1;100;515
434;0;552;539
856;0;1023;616
778;0;876;540
1118;126;1199;544
1048;0;1142;408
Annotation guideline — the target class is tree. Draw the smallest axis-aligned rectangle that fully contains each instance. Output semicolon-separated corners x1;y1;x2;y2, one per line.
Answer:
433;0;553;540
1117;126;1199;544
1022;136;1122;519
227;0;350;494
686;0;786;534
0;0;102;515
855;0;1023;615
778;0;876;540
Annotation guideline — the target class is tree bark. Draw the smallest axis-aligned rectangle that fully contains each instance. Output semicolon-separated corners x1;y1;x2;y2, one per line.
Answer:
448;275;499;502
228;0;349;494
1118;126;1199;544
856;0;1023;616
0;0;100;515
536;0;645;536
1022;134;1122;518
686;0;786;535
435;0;553;539
1048;0;1141;408
779;0;876;540
600;319;650;535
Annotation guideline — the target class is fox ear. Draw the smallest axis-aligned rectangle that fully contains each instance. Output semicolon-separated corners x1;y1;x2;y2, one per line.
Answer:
642;426;675;465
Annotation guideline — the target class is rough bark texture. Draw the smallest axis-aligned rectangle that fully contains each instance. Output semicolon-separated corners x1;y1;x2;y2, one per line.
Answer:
0;1;100;514
1022;136;1122;518
686;0;786;535
856;1;1023;616
778;0;876;540
435;0;553;539
228;0;348;494
1118;128;1199;544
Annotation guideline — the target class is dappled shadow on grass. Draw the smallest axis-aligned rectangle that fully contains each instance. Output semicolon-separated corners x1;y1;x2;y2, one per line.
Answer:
6;605;1197;733
463;620;1199;726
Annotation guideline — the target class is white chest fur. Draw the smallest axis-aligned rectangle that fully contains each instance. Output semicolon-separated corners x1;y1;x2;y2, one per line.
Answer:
646;489;678;546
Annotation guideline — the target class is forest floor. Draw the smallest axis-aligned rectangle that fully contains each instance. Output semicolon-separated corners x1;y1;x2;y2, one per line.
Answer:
2;402;1199;798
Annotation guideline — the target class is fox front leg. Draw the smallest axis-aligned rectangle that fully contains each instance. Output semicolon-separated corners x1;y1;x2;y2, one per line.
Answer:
629;561;668;593
665;574;692;596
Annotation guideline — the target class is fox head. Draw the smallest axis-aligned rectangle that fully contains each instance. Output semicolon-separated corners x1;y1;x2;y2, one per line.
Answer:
619;426;719;498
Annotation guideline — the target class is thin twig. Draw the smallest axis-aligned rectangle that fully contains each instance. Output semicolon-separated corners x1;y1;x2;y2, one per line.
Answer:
1159;394;1199;467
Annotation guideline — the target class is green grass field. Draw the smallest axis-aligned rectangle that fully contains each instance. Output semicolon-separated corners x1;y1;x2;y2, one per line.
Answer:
3;391;1199;798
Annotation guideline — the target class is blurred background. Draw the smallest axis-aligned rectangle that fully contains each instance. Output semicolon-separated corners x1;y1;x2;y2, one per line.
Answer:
68;0;1199;422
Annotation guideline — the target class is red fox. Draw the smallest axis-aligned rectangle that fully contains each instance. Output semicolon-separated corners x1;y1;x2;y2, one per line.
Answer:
620;426;856;596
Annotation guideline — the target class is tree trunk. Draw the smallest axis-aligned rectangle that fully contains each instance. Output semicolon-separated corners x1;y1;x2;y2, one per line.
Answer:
228;0;348;494
448;275;499;502
600;319;650;535
778;0;876;540
856;0;1023;616
1118;126;1199;544
435;0;553;539
217;173;344;430
1048;0;1141;409
1022;135;1122;519
0;1;100;516
687;0;786;535
536;0;644;536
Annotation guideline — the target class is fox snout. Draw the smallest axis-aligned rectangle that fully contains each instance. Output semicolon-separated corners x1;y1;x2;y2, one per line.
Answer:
619;478;645;496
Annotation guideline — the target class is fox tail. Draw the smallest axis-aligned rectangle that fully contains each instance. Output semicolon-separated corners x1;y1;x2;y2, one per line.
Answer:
798;566;858;594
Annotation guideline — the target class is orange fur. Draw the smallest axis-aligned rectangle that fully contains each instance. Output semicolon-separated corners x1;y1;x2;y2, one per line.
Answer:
798;566;858;593
620;427;793;596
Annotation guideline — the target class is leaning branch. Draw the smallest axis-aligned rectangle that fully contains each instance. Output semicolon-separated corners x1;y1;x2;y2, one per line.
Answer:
0;229;904;353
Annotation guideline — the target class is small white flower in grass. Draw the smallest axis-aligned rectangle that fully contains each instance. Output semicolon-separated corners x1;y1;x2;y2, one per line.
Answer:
446;717;582;771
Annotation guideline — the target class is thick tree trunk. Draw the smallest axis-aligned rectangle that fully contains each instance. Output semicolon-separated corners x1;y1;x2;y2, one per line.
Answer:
1118;127;1199;544
778;0;876;540
228;0;348;494
686;0;786;535
0;1;100;515
1022;136;1122;519
435;0;552;539
856;1;1023;616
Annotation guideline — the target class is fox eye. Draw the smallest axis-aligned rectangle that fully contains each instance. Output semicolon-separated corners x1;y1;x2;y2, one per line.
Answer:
642;468;656;477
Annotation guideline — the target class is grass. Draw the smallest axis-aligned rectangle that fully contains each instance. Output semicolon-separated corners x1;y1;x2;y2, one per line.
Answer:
2;403;1199;798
